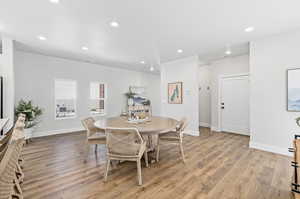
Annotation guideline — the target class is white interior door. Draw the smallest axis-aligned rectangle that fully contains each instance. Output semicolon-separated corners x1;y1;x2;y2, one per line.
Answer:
220;75;249;135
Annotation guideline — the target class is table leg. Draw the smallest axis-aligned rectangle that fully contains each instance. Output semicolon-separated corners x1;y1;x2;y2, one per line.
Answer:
144;135;158;164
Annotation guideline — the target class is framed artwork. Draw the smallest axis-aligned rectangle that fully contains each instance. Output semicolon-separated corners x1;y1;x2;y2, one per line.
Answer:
168;82;183;104
287;68;300;112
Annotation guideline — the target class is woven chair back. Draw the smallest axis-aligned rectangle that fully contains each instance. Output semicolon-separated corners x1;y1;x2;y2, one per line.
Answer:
105;127;143;156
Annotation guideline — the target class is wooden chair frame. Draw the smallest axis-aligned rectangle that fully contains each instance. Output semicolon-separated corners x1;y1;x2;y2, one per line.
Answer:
156;117;188;163
104;127;149;185
81;117;106;162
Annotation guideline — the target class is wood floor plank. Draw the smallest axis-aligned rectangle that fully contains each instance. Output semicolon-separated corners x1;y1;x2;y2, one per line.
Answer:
20;128;293;199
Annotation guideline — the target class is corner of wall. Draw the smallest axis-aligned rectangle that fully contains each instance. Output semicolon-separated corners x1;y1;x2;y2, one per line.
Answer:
211;126;221;132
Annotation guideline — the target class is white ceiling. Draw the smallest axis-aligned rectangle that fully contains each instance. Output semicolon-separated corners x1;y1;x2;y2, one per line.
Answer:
198;43;249;64
1;0;300;72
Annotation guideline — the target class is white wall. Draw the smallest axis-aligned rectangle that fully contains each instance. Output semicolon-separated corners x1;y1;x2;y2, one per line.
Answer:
14;51;161;137
249;30;300;156
198;65;211;127
208;55;249;131
0;36;15;130
140;72;161;116
161;56;199;136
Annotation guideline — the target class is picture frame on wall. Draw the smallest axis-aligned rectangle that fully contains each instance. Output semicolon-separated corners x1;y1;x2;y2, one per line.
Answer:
168;82;183;104
287;68;300;112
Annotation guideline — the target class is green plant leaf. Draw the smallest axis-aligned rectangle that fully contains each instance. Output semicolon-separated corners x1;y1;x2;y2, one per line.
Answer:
15;99;43;128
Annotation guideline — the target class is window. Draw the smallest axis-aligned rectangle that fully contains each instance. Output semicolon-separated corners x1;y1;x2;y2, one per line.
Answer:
55;79;77;119
90;82;106;115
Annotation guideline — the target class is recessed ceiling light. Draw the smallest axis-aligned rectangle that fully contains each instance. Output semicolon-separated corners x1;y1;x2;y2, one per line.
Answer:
177;49;183;53
150;66;154;71
225;50;232;55
110;21;119;28
140;61;145;64
49;0;60;4
81;46;88;51
244;26;254;32
37;35;47;41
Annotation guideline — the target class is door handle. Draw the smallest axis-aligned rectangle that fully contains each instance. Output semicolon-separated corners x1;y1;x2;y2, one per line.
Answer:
221;106;225;109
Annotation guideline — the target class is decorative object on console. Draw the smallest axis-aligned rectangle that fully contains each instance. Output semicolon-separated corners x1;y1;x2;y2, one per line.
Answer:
125;86;151;121
287;68;300;112
290;118;300;198
15;99;43;140
168;82;183;104
290;134;300;199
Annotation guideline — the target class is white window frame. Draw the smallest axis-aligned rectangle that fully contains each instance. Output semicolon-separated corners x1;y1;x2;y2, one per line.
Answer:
90;82;107;116
54;79;77;120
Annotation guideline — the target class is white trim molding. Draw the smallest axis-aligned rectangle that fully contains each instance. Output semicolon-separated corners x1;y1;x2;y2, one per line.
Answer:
184;129;200;136
211;126;221;132
249;141;291;157
32;127;84;138
199;122;210;128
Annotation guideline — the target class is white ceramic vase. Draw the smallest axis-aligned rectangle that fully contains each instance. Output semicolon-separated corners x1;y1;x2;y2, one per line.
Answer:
128;98;134;106
24;127;34;140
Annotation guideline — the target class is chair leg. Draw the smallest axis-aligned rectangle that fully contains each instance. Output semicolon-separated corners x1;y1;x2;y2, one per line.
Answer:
13;175;23;196
16;163;24;183
104;158;110;182
144;151;149;168
156;138;160;162
94;144;98;153
179;141;185;163
84;144;90;163
137;159;142;186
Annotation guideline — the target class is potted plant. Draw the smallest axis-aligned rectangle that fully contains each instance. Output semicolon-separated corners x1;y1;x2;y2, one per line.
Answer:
15;99;43;140
125;90;136;106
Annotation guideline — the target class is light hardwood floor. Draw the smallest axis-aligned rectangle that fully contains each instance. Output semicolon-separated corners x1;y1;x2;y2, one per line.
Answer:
21;128;293;199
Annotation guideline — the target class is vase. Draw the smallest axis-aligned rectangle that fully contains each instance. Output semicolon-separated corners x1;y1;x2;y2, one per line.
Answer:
128;98;134;106
24;127;34;140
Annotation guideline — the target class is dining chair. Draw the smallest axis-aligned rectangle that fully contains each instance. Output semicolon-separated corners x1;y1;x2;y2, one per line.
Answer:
0;138;24;199
0;127;14;149
104;127;148;185
156;117;188;163
12;115;26;185
12;114;26;141
81;117;106;162
0;127;14;164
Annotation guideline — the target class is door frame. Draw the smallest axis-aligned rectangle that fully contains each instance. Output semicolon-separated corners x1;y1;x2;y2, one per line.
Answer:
218;73;250;133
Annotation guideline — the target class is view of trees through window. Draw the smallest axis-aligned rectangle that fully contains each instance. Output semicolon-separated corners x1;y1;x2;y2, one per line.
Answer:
90;82;106;115
55;79;77;119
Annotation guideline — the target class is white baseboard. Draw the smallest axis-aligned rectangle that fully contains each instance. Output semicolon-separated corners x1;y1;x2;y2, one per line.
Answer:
249;141;291;157
32;127;84;138
184;129;199;136
199;122;210;128
211;126;221;132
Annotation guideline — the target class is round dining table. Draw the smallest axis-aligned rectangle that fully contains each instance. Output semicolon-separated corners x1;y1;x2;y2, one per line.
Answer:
94;116;178;135
94;116;178;163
